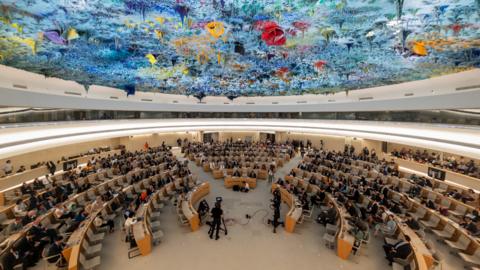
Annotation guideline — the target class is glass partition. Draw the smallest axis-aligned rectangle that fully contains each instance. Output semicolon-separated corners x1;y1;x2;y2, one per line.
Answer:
0;107;479;126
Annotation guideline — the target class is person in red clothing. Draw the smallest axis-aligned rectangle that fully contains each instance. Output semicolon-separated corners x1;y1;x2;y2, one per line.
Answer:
140;191;148;203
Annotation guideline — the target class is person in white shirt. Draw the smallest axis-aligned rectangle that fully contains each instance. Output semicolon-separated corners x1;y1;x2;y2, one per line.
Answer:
124;213;137;229
124;212;137;241
94;215;115;233
42;175;52;187
2;160;13;175
13;200;27;217
241;181;250;193
268;168;274;183
54;205;72;220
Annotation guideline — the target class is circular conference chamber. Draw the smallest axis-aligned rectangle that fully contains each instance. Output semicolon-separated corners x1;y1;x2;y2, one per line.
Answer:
0;118;479;270
1;0;480;269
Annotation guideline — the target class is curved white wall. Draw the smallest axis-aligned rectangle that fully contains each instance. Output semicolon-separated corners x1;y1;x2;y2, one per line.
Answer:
0;65;479;112
0;119;479;160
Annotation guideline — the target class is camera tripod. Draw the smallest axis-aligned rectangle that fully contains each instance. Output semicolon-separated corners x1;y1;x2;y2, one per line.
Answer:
207;217;228;236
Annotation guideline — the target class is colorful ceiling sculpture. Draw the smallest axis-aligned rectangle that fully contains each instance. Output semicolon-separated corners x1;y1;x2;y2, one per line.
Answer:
0;0;479;96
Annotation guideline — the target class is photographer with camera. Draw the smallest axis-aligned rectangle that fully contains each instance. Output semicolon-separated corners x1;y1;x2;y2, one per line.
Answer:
209;201;223;240
268;188;284;233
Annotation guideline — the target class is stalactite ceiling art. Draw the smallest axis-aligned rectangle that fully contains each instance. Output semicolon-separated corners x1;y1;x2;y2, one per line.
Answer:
0;0;479;96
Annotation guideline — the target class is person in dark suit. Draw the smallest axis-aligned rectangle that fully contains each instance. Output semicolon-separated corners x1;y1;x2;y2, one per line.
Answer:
14;233;41;268
348;188;361;203
363;200;379;220
310;188;326;206
383;235;413;265
317;202;337;225
46;236;66;265
404;214;420;230
0;247;20;270
29;220;58;243
208;202;223;240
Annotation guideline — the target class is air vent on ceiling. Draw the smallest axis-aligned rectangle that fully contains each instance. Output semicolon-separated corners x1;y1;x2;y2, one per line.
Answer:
456;85;480;91
296;101;307;104
358;97;373;101
109;96;119;100
272;102;279;104
64;91;81;96
12;84;28;89
172;100;178;103
328;99;335;102
141;99;153;102
404;93;414;97
246;102;255;105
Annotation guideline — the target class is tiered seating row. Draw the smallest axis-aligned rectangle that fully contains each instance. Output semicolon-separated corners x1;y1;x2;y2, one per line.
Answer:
288;159;431;269
0;149;122;204
65;159;171;270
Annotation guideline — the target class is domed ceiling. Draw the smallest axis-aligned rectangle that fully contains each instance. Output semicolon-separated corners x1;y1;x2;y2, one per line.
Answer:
0;0;479;96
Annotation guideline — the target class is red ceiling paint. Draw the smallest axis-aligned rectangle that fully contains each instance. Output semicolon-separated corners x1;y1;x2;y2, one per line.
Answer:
261;23;286;46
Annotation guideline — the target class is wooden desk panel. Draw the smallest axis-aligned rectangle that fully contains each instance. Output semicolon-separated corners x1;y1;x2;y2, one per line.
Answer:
213;170;224;179
133;221;152;256
224;177;257;189
393;215;430;270
271;184;302;233
258;170;267;180
183;182;210;232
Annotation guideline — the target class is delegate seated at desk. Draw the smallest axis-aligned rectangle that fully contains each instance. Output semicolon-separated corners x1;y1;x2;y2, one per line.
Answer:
383;235;413;266
248;170;256;178
317;202;336;225
45;236;67;266
241;182;250;193
2;160;13;176
232;170;241;177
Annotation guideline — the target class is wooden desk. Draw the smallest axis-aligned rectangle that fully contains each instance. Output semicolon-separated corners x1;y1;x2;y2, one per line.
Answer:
271;184;302;233
212;170;224;179
257;170;267;180
133;220;152;255
64;206;105;270
133;203;152;256
224;177;257;189
203;163;211;172
392;215;430;270
182;182;210;232
276;158;284;167
330;196;354;260
284;175;312;192
132;183;173;256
